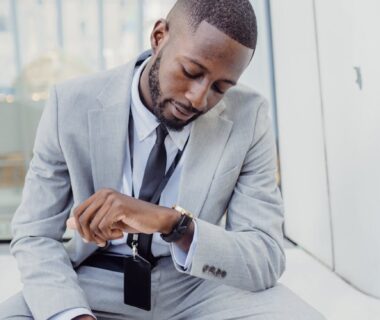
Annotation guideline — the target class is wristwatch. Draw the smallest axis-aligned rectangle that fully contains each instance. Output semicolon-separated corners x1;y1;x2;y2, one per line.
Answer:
160;205;194;242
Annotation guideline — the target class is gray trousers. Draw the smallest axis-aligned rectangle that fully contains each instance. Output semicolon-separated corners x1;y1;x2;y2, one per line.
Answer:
0;257;325;320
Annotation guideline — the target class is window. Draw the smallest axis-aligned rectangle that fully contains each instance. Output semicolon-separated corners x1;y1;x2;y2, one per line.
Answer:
0;0;175;240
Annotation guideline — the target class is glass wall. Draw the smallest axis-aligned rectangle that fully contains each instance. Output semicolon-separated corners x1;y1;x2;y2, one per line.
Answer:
0;0;175;240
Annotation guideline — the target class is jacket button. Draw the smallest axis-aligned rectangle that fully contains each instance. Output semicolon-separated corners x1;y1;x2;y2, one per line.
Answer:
202;265;209;273
208;266;216;276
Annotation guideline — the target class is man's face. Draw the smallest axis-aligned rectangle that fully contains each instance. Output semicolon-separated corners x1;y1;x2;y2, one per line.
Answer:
147;20;253;131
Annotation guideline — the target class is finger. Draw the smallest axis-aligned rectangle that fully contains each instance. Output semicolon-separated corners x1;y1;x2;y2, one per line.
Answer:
73;189;114;215
79;198;106;243
97;215;125;240
91;230;108;247
93;234;107;247
74;192;98;217
97;211;130;240
73;189;113;238
108;228;125;240
100;209;126;239
74;199;94;240
74;209;85;240
89;201;113;242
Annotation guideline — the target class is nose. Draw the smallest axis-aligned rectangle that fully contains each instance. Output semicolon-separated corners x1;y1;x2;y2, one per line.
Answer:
185;81;209;110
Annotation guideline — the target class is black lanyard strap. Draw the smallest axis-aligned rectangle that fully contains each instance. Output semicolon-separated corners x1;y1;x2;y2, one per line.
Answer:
126;111;189;256
128;111;188;201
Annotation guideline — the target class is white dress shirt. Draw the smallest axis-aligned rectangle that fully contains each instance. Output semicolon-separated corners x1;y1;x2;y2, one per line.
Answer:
51;58;198;319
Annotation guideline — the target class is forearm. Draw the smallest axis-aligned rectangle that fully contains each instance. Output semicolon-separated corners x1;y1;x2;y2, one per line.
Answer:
11;235;91;320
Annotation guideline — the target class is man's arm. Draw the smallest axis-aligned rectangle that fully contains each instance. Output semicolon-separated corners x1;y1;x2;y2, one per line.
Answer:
171;99;285;292
10;86;92;320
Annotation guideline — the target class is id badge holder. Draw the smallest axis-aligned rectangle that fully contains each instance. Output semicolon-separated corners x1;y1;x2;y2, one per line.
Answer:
124;241;152;311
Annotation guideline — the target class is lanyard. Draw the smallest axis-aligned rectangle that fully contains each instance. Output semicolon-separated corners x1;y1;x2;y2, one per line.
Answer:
127;111;189;244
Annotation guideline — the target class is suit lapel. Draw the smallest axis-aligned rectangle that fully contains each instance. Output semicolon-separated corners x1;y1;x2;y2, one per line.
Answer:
72;101;129;263
177;102;233;217
88;51;151;192
88;106;130;191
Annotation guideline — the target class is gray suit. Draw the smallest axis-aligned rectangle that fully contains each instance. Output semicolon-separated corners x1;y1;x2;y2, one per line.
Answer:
0;51;325;319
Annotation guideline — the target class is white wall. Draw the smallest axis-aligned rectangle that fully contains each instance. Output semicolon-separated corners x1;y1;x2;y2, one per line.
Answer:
270;0;334;268
314;0;380;298
271;0;380;298
240;0;277;132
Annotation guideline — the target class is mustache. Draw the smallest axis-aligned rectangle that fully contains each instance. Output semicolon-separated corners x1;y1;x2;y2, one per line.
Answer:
170;100;201;115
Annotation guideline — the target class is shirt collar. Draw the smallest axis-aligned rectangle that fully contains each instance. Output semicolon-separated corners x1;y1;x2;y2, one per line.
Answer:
131;57;192;151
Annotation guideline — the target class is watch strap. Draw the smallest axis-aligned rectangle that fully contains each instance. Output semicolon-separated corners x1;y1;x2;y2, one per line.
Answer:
160;206;193;243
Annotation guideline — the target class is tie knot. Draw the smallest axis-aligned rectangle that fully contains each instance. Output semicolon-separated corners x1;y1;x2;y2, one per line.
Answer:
156;124;168;144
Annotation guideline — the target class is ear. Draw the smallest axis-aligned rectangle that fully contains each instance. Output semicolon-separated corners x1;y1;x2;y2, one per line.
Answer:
150;19;170;54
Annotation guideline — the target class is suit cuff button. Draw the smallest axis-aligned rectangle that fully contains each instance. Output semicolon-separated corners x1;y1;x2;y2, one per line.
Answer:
208;266;216;276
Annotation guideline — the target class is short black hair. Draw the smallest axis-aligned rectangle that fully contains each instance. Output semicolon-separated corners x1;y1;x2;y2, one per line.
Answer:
169;0;257;50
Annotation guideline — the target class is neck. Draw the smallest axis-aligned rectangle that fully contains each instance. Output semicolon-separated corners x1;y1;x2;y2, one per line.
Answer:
138;61;155;114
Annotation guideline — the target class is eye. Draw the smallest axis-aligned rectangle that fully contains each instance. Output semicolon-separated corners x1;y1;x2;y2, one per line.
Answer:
212;84;225;95
182;67;200;79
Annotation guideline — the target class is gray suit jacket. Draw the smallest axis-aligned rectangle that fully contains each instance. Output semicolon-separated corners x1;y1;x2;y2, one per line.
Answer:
10;51;285;319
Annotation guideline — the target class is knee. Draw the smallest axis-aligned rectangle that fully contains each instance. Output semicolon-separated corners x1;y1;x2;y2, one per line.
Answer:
0;292;33;319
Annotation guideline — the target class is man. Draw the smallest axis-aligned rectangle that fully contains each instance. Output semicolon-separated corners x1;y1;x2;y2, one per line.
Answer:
0;0;325;319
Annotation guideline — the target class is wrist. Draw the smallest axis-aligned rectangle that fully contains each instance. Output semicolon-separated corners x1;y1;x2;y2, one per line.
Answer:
159;207;181;234
174;219;194;250
160;206;194;243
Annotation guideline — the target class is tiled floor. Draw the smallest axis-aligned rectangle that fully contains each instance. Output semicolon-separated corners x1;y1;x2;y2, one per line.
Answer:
1;244;380;319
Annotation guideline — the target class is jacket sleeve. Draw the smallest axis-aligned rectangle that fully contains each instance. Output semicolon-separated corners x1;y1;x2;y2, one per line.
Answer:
10;86;91;320
172;100;286;292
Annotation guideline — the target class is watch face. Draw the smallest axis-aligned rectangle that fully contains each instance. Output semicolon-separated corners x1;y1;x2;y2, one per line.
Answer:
173;206;193;219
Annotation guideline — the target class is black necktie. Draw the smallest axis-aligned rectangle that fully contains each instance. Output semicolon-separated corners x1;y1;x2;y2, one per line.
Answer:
139;124;168;202
127;124;168;264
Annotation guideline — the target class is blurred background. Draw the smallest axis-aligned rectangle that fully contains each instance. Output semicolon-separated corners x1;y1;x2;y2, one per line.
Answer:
0;0;379;319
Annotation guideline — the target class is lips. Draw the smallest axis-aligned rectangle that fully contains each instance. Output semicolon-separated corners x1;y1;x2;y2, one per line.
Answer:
170;101;196;120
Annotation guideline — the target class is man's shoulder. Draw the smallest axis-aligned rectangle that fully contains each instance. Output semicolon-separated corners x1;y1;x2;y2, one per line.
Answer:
49;62;134;121
222;83;268;121
53;51;148;102
55;64;129;99
225;84;266;108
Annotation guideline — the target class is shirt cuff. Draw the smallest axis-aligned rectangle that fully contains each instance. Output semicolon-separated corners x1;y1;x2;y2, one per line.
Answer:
49;308;96;320
171;220;198;270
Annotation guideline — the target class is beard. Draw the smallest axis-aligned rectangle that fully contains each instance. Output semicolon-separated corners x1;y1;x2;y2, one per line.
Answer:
148;52;202;131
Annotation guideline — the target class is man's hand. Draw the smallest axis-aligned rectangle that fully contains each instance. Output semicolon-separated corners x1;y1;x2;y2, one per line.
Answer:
67;189;179;246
